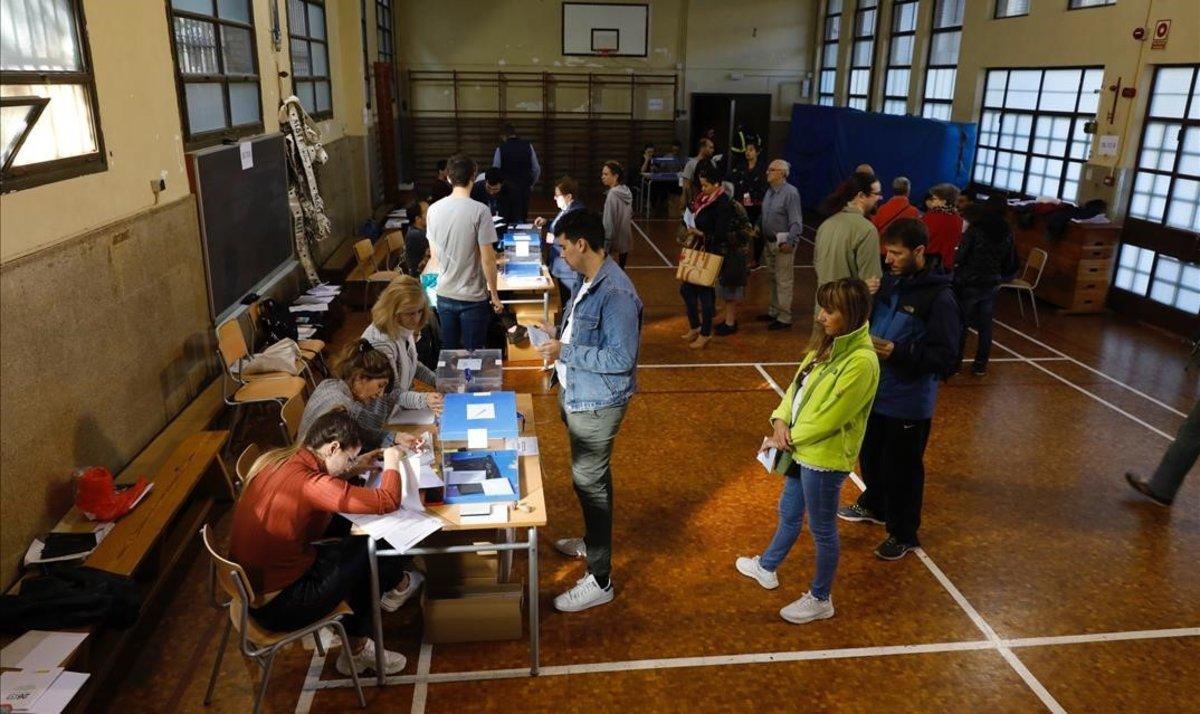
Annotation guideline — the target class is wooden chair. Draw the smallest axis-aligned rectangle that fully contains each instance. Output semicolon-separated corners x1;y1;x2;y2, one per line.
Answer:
234;443;263;494
246;300;328;378
1000;247;1049;327
350;238;402;309
215;320;307;455
280;393;306;442
383;229;406;271
199;526;365;714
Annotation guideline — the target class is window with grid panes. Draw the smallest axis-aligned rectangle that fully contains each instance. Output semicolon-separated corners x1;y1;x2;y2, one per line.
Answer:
1128;65;1200;234
376;0;394;98
1069;0;1116;8
972;67;1103;201
289;1;332;118
847;0;878;111
1;0;106;190
922;0;962;121
168;0;263;148
882;0;918;115
1113;244;1200;314
818;0;842;106
995;0;1030;17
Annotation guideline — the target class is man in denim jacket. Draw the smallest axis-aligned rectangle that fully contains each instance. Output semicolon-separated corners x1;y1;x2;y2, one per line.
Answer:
534;210;643;612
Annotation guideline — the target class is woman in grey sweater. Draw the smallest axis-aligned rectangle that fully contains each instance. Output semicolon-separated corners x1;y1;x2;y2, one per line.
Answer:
361;276;444;420
297;340;408;448
601;161;633;269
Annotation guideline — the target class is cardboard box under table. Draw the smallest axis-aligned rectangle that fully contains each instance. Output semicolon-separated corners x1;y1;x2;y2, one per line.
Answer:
367;393;548;680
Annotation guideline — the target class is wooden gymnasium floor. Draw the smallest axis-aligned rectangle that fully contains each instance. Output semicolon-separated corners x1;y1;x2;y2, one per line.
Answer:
102;216;1198;713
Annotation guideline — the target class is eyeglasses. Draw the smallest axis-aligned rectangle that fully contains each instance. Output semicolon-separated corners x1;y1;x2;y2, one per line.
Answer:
395;308;424;319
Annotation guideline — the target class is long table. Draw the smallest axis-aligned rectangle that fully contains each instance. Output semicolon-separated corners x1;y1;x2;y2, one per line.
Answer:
366;393;548;682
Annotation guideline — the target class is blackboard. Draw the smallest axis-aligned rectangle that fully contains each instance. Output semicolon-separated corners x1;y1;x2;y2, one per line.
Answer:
186;133;294;319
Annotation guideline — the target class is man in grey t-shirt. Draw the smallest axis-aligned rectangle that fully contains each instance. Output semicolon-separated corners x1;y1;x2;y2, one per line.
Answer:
426;154;502;350
678;137;714;206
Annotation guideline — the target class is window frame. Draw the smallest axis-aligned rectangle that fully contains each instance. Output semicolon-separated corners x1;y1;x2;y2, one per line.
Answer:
847;0;879;111
1067;0;1116;9
376;0;395;101
166;0;265;150
971;65;1103;202
922;0;963;120
817;0;842;107
1;0;107;192
289;0;334;120
1125;64;1200;236
994;0;1030;18
881;0;919;115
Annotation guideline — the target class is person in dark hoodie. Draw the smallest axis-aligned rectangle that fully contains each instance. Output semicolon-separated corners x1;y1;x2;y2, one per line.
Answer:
470;167;518;227
601;161;633;268
954;197;1018;376
837;218;961;561
535;176;587;314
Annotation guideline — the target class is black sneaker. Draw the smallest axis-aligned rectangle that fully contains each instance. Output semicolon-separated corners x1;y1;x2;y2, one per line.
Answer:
1125;472;1172;506
874;536;917;561
714;323;738;336
506;324;528;345
767;320;793;331
837;504;884;524
755;314;776;322
971;365;987;377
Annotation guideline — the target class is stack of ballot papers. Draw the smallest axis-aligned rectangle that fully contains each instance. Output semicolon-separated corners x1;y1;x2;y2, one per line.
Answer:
340;448;443;552
1;632;91;714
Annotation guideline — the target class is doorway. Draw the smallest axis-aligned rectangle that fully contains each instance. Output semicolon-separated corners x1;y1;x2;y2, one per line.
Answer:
688;93;771;165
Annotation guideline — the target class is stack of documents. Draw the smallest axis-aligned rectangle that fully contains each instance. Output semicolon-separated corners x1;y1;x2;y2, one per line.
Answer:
1;632;90;714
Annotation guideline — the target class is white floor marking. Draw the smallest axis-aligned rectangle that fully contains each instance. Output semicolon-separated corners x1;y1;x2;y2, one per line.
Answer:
1004;627;1200;649
410;643;433;714
754;364;785;396
990;337;1174;440
293;645;326;714
500;358;1066;372
631;220;674;267
993;318;1189;418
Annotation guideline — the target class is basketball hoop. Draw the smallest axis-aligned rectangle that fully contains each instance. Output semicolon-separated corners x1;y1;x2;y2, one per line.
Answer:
596;48;615;59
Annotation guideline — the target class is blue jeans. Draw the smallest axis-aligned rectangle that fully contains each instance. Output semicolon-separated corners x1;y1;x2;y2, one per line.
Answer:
759;466;848;600
437;295;492;350
958;285;998;371
679;282;716;336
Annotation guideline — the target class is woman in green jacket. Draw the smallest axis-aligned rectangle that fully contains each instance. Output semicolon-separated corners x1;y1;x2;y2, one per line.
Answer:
736;278;880;624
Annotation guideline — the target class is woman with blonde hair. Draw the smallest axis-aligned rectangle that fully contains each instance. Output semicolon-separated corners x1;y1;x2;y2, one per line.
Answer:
362;275;444;418
229;410;413;676
735;278;880;625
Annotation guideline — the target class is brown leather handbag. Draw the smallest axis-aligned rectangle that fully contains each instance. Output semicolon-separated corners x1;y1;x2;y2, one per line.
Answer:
676;235;723;287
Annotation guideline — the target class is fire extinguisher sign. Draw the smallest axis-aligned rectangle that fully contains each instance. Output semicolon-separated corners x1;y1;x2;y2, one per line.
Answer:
1151;19;1171;50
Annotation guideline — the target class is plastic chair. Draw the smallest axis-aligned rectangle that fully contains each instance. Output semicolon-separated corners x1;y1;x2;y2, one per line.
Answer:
1000;247;1049;327
200;525;365;714
383;230;407;271
234;444;263;494
280;393;306;442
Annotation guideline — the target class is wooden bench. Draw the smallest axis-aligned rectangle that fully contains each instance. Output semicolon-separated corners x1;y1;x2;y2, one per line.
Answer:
2;380;232;711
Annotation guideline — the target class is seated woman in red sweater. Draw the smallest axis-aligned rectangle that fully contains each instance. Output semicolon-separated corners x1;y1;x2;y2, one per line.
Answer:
922;183;964;272
229;410;414;676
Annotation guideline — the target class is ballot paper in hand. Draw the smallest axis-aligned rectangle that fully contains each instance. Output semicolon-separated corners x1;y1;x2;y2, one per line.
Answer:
756;437;779;474
527;325;551;347
683;209;696;230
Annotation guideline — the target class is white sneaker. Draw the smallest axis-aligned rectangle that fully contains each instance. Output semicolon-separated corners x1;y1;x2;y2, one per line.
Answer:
553;573;614;612
779;592;835;625
380;570;424;613
554;537;587;559
335;638;407;676
735;555;779;590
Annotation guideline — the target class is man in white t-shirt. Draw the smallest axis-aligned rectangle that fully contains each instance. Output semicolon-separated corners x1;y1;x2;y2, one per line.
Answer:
425;154;503;350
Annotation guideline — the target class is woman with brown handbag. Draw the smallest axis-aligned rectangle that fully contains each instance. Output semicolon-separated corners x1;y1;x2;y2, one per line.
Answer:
679;162;733;349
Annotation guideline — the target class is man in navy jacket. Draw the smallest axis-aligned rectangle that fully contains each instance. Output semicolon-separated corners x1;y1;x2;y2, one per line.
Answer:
838;218;961;560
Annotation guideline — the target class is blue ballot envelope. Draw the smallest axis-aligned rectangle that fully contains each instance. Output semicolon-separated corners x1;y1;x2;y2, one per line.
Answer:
498;230;538;250
502;261;542;278
440;391;519;442
442;450;520;504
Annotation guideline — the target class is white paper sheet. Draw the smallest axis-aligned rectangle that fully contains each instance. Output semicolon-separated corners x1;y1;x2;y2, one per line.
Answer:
682;209;696;229
28;671;88;714
756;437;779;474
294;294;336;305
515;242;531;257
460;504;509;524
467;428;489;448
307;284;341;296
515;223;534;229
400;454;426;512
526;325;551;347
446;470;487;485
466;403;495;420
456;358;483;371
504;436;539;456
482;479;514;497
288;303;329;313
339;509;442;553
502;276;550;288
1;668;62;713
239;142;253;170
776;232;789;245
0;632;88;671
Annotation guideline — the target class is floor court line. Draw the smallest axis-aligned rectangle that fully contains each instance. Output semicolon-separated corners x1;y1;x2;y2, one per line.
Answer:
1004;627;1200;649
993;318;1189;418
293;646;327;714
631;220;674;267
500;357;1068;371
410;643;433;714
990;337;1175;441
